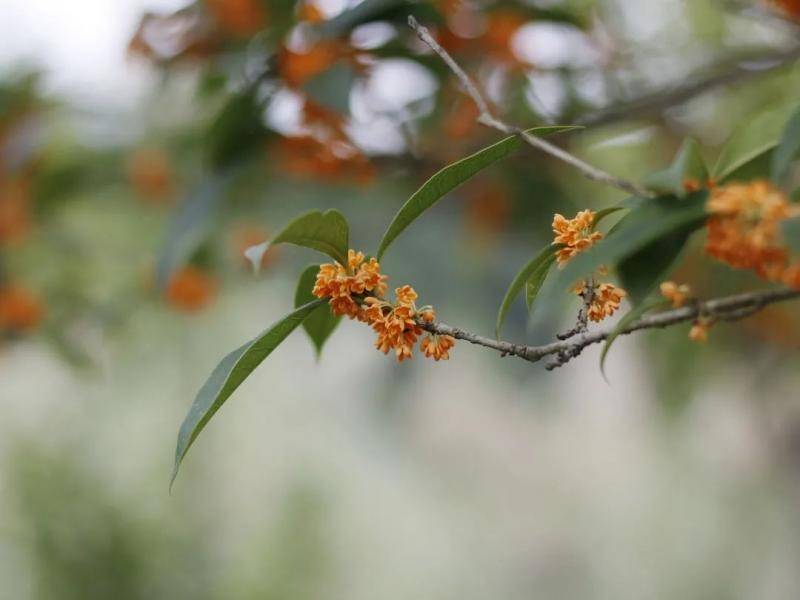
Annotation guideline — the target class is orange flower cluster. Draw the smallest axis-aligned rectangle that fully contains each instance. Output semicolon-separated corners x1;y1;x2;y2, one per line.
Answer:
689;319;712;343
312;250;388;319
0;285;45;333
552;209;604;266
312;250;454;362
0;178;32;246
705;180;800;287
553;210;627;323
660;281;692;308
587;283;626;323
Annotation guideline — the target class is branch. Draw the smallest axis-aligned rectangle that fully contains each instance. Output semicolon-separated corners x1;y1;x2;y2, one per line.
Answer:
407;16;656;199
556;277;594;340
577;43;800;129
420;288;800;367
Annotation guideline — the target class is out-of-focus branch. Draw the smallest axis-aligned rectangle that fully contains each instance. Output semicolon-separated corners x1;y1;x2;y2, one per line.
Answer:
407;15;656;199
578;44;800;128
420;288;800;367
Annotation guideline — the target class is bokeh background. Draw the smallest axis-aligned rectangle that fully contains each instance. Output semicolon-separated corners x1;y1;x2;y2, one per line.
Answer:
2;0;800;597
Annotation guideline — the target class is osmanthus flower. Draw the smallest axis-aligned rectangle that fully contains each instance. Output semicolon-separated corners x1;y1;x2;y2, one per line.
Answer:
165;266;217;313
705;180;799;282
312;251;453;362
552;210;604;267
552;209;627;323
660;281;692;308
689;319;711;343
587;283;626;323
0;284;45;333
421;333;455;361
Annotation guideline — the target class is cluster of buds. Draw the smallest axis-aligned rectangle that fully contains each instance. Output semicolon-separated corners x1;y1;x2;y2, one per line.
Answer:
706;180;800;287
553;210;626;322
312;250;455;362
660;280;709;342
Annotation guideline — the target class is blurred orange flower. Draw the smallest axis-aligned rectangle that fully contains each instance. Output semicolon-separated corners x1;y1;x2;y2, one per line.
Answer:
126;148;175;204
278;41;347;88
298;0;326;23
482;10;527;62
689;320;710;343
165;266;218;313
705;180;798;283
0;178;32;246
277;135;375;185
0;285;45;333
465;180;512;236
206;0;267;37
768;0;800;19
660;281;692;308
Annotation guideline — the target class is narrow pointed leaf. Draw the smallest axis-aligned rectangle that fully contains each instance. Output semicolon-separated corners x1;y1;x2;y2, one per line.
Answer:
591;206;627;230
249;210;349;270
496;244;556;338
377;125;583;260
712;103;799;182
770;106;800;184
171;299;326;487
525;254;557;310
617;216;697;305
295;265;341;357
156;171;232;290
642;138;708;195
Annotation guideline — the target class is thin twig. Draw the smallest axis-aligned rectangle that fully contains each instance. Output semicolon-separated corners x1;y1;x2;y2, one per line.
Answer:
407;15;656;199
420;288;800;367
556;277;594;340
577;44;800;128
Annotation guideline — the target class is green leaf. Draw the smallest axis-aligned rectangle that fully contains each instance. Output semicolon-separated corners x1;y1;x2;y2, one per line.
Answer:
376;125;583;260
171;299;326;488
712;103;799;182
496;244;556;338
617;213;697;305
246;210;350;271
599;297;667;377
206;88;270;169
548;193;708;300
771;106;800;185
156;171;233;290
592;206;627;230
525;254;557;310
642;138;708;195
295;265;341;357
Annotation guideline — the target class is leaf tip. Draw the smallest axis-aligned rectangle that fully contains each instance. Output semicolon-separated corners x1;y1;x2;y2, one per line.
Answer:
244;242;270;275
